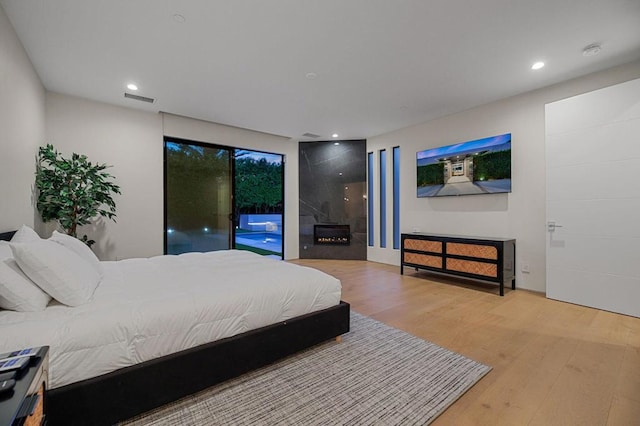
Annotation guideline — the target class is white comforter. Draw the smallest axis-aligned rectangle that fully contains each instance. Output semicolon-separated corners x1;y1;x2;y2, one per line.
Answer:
0;250;341;388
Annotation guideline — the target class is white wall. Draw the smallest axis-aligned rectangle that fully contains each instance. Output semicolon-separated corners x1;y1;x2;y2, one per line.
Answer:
45;93;163;260
368;59;640;293
42;96;299;261
0;4;45;232
1;1;300;259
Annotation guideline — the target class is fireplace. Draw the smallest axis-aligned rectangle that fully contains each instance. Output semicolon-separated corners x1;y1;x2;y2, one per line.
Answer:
314;224;351;245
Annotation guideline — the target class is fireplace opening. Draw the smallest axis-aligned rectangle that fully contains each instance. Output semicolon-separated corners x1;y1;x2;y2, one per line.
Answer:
314;224;350;245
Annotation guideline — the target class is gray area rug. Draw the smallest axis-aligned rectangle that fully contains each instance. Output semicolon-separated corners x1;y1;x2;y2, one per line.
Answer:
122;312;490;426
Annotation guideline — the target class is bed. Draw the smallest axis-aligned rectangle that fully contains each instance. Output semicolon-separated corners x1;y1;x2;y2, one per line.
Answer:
0;229;350;425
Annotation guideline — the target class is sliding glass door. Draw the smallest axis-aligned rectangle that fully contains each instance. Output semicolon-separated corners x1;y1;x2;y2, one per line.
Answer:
234;150;284;259
165;138;232;254
165;139;284;259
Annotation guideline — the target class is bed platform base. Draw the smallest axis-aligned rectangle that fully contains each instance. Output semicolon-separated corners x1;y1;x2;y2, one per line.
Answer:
47;301;350;425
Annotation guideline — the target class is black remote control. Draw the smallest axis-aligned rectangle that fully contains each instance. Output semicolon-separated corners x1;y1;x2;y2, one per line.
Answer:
0;379;16;394
0;371;16;382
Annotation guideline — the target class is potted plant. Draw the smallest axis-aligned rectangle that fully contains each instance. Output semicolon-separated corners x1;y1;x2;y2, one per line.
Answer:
35;144;121;247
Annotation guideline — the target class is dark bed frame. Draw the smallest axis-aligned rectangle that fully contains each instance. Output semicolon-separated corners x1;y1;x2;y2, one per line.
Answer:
0;230;350;425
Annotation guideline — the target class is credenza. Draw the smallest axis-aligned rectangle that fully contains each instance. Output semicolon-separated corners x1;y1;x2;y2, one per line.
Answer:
401;233;515;296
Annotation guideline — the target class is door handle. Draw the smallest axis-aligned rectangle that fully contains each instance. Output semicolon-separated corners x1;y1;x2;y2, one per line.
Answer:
547;221;564;232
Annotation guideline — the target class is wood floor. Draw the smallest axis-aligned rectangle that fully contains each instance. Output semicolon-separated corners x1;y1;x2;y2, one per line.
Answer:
291;259;640;426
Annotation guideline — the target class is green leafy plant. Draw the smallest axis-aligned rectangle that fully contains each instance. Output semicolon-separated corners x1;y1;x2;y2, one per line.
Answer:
35;144;121;247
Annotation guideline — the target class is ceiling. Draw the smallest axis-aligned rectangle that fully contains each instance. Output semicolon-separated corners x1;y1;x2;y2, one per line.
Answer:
2;0;640;141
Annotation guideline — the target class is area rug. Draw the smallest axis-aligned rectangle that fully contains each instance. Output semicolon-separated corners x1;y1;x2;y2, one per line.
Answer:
122;312;490;426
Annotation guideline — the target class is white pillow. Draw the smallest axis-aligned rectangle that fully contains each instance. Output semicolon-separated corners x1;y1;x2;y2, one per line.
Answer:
50;231;102;275
0;241;12;260
11;240;100;307
0;258;52;311
10;225;41;243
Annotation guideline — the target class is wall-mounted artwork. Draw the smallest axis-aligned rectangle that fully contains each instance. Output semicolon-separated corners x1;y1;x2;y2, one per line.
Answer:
416;133;511;197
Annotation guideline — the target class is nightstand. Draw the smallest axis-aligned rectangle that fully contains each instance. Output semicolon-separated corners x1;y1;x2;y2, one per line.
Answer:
0;346;49;426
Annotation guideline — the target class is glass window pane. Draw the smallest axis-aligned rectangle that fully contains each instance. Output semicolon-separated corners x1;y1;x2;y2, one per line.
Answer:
393;146;400;250
234;149;284;259
379;150;387;248
165;140;232;254
367;152;374;247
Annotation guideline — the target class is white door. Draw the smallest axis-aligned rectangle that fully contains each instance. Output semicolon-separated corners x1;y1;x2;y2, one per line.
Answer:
545;78;640;318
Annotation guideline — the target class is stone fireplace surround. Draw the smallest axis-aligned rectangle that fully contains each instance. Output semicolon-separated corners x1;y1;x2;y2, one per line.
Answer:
299;140;366;260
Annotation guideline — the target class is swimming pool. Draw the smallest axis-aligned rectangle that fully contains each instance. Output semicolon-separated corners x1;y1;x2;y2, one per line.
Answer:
235;232;282;255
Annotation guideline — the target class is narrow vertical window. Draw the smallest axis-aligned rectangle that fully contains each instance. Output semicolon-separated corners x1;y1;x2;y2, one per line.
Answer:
379;149;387;248
393;146;400;250
367;152;374;247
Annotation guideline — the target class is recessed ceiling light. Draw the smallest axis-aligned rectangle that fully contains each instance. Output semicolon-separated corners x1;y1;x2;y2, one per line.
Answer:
127;83;138;91
583;43;602;57
531;61;545;70
305;72;318;80
332;133;339;138
173;14;186;23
